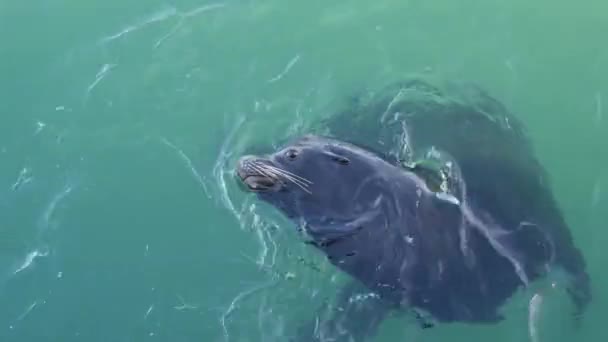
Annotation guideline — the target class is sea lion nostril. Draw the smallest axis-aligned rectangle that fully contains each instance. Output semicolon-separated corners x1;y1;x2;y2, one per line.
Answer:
235;156;281;192
237;156;262;175
238;155;255;167
236;157;257;182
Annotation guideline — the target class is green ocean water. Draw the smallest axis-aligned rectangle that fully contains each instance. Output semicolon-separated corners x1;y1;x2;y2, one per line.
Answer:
1;0;606;341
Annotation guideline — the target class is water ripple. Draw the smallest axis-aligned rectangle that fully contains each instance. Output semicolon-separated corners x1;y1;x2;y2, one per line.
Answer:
99;7;178;44
160;137;211;199
267;55;301;83
38;183;74;232
220;279;279;342
13;249;49;275
212;115;246;222
99;3;228;48
528;293;543;342
85;63;116;100
11;167;33;192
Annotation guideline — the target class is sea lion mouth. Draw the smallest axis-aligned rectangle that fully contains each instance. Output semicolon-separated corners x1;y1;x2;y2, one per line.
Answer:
241;174;278;192
236;156;280;193
236;154;313;194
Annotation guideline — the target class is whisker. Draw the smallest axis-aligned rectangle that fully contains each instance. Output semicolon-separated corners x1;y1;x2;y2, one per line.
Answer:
251;164;289;185
281;174;311;191
251;164;276;179
262;166;310;189
254;163;312;194
264;165;313;184
267;167;312;185
271;170;310;190
252;163;286;180
252;165;289;185
251;164;302;192
292;181;312;194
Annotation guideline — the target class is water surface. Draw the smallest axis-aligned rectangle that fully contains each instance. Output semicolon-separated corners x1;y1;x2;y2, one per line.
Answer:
1;1;606;341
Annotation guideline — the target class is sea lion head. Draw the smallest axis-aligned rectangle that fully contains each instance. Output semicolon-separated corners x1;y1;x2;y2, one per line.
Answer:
236;135;404;239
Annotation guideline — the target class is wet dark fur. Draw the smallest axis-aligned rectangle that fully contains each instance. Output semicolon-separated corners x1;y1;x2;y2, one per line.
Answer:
236;79;591;341
322;79;591;312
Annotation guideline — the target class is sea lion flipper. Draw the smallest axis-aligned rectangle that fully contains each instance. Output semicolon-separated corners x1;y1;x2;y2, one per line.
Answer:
404;159;446;193
404;157;462;206
292;281;390;342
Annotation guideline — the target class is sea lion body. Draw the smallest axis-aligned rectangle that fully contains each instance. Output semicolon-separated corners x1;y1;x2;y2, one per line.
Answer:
321;79;590;312
235;79;591;341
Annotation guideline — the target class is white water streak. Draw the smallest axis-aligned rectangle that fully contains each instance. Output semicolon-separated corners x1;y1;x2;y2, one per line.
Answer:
463;203;530;286
100;7;178;43
267;55;301;83
86;63;116;97
182;3;227;17
17;301;38;321
154;19;184;49
380;88;406;122
528;293;543;342
161;137;211;198
12;183;74;277
220;281;277;342
454;168;530;286
14;249;49;275
174;294;198;311
101;4;226;47
213;115;246;221
237;204;280;271
144;305;154;319
265;224;278;268
11;167;33;191
34;121;46;135
251;212;268;266
39;184;74;231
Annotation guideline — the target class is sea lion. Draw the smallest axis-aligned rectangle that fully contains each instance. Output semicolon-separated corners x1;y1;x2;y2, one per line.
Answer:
234;78;591;341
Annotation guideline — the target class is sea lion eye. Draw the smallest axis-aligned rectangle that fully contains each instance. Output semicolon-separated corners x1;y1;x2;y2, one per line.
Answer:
285;149;298;160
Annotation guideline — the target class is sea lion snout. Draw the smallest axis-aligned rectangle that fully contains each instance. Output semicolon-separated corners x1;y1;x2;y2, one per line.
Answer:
236;156;280;192
236;155;258;177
